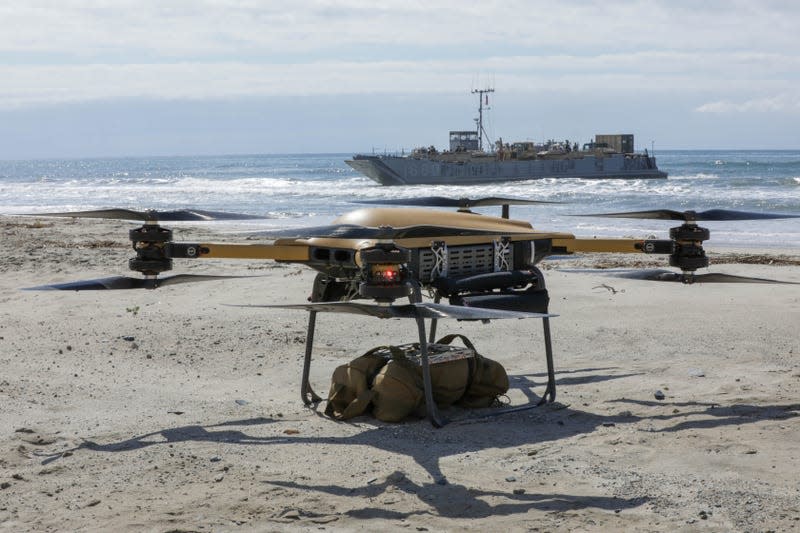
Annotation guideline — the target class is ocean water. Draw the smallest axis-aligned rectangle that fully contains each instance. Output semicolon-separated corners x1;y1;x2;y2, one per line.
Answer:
0;151;798;248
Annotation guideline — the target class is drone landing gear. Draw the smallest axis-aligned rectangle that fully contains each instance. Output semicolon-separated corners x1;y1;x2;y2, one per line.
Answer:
300;311;323;405
298;308;557;428
415;317;447;427
539;316;557;405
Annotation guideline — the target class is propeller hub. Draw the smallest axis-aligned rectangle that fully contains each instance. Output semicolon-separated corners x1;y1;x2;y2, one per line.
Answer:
669;222;710;273
129;223;174;276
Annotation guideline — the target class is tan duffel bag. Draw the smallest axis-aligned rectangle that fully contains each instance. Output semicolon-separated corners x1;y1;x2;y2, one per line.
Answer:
325;335;508;422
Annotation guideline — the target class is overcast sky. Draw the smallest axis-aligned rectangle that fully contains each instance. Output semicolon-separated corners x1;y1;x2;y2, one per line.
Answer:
1;0;799;158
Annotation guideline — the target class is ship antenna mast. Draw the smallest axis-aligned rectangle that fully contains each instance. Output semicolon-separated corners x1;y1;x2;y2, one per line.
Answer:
472;87;494;152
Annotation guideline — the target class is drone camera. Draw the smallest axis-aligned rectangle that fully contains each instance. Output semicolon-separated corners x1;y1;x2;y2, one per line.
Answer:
371;264;402;282
310;248;354;263
358;243;414;303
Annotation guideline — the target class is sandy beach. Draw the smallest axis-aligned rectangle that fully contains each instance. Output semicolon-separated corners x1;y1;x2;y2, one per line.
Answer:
1;214;799;532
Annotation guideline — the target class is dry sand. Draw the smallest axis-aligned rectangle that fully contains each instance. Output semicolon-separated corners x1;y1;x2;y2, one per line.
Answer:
1;215;799;532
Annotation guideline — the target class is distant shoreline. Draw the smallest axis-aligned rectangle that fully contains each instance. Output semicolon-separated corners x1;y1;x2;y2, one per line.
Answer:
3;148;800;163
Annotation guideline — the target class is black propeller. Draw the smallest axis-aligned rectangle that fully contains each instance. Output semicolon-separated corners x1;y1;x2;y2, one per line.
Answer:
24;274;255;291
356;196;560;219
575;209;800;222
231;301;555;320
253;223;536;240
356;196;559;208
560;268;799;285
24;208;268;222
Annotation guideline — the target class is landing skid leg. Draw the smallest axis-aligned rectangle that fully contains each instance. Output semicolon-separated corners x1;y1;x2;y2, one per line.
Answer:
301;310;322;405
428;318;439;344
415;316;446;427
428;295;441;344
446;315;557;423
537;316;556;405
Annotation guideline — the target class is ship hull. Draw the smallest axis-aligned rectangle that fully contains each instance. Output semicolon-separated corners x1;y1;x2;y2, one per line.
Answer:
346;153;667;186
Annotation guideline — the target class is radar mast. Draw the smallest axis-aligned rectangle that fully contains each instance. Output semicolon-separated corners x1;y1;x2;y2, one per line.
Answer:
471;87;494;152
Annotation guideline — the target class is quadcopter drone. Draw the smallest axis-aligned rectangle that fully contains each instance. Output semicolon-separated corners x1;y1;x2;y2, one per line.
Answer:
22;197;800;426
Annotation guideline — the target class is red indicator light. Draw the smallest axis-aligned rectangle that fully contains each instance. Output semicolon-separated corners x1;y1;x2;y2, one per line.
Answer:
372;264;402;284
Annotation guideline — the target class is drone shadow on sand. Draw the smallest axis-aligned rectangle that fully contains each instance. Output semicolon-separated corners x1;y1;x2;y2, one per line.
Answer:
37;366;633;466
266;472;647;520
34;366;799;521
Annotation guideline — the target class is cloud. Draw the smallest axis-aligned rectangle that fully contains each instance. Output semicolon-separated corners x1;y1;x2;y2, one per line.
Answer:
3;50;800;110
0;60;715;109
2;1;799;58
2;2;800;111
695;94;800;113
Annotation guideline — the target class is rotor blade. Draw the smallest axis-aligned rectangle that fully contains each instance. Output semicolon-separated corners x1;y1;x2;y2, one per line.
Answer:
688;272;800;284
23;276;154;291
355;196;559;208
24;274;254;291
575;208;800;222
24;208;268;222
561;268;800;284
250;224;381;239
230;301;555;320
585;268;685;281
252;223;535;240
414;302;555;319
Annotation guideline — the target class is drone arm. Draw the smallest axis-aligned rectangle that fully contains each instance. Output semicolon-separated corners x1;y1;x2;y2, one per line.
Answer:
550;237;674;255
169;242;311;262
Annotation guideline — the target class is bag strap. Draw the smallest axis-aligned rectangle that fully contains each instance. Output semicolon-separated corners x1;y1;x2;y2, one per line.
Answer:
362;345;392;357
434;333;476;352
324;384;375;420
